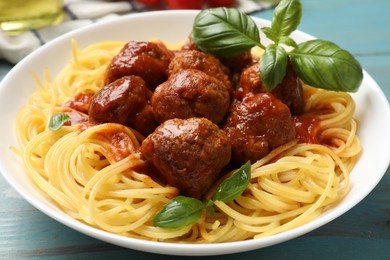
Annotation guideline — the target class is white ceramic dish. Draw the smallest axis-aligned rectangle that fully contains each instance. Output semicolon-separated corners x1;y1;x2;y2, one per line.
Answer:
0;10;390;256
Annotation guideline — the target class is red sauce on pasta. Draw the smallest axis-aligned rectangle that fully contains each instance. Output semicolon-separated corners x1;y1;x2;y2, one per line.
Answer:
294;115;321;144
96;128;135;162
62;93;94;114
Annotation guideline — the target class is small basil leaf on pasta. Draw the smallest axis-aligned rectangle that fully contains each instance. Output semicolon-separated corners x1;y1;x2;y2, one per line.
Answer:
48;113;70;131
260;44;288;91
153;196;203;228
205;200;215;216
192;7;261;57
289;39;363;92
213;161;251;203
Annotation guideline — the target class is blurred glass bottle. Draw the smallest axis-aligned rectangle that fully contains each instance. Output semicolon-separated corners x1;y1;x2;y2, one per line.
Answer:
0;0;63;35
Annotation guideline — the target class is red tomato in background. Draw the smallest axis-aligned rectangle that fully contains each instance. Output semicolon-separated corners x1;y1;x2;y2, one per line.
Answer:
207;0;236;7
136;0;162;5
165;0;206;9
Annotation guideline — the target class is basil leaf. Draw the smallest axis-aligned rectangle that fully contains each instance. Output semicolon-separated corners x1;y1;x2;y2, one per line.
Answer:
279;36;298;48
192;7;260;57
213;161;251;203
260;44;288;91
48;113;70;131
153;196;203;229
289;39;363;92
205;200;215;216
262;27;278;43
267;0;302;43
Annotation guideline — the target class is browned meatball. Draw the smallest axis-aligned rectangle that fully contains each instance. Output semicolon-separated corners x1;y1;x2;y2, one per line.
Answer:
219;50;257;75
140;117;231;199
168;50;232;94
273;64;305;115
235;63;262;100
89;75;157;136
223;93;296;164
236;62;304;115
152;69;230;124
106;41;174;90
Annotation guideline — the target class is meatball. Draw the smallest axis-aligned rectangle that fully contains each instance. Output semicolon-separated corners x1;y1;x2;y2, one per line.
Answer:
168;50;232;94
88;75;157;136
235;63;264;100
106;41;174;90
140;117;231;199
180;36;255;81
223;93;296;164
219;50;257;75
236;62;304;115
152;69;230;124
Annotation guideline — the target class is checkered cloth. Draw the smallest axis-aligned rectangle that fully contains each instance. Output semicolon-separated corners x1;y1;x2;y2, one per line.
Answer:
0;0;277;64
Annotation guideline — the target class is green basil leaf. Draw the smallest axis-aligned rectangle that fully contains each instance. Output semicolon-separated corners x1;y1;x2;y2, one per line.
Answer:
268;0;302;43
260;44;288;91
205;200;215;216
153;196;203;229
289;39;363;92
192;7;260;57
48;113;70;131
261;27;278;43
279;36;298;48
213;161;251;203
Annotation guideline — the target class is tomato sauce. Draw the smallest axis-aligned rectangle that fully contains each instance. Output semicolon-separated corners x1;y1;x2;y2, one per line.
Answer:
294;114;321;144
62;93;94;114
63;109;89;126
294;104;335;145
96;129;135;163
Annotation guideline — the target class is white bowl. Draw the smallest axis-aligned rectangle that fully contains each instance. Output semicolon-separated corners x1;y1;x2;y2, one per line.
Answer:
0;10;390;256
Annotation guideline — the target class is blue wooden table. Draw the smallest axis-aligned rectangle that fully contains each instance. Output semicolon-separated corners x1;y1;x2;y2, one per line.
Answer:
1;0;390;259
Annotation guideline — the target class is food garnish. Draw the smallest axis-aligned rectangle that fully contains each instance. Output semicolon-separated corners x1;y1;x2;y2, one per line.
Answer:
48;113;70;131
192;0;363;92
153;162;251;228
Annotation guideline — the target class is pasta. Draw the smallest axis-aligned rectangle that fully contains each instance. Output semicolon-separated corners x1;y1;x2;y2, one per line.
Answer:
14;39;361;243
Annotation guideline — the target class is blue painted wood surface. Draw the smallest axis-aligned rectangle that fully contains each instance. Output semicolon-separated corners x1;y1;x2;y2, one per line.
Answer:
1;0;390;258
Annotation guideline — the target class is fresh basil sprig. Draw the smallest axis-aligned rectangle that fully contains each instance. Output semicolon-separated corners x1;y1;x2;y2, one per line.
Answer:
153;161;251;229
48;113;70;131
191;0;363;92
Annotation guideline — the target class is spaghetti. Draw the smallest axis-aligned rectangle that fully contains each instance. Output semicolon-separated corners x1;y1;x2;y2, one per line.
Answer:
14;39;361;243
